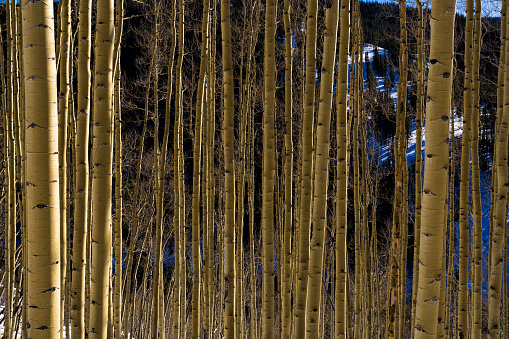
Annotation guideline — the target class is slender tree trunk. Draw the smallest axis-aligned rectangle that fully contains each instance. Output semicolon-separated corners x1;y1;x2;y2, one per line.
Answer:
335;0;350;335
411;2;424;336
261;0;277;336
458;0;474;335
89;0;114;335
172;0;185;336
471;0;482;334
305;1;339;336
58;1;71;336
71;0;92;335
281;0;293;335
220;0;236;336
293;0;318;331
488;2;509;335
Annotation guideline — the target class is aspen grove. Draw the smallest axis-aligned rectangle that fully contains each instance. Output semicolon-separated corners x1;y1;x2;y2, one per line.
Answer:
1;0;509;337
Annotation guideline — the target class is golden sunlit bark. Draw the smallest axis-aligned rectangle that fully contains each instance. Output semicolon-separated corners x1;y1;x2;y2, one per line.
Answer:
89;0;114;335
262;0;276;335
305;0;339;337
220;0;236;336
23;0;61;335
335;0;350;335
414;0;456;336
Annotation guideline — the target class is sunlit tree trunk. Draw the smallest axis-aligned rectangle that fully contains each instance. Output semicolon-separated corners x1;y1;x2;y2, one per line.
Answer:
22;0;61;335
335;0;350;335
262;0;277;335
58;1;71;336
293;0;317;331
411;2;424;336
387;0;407;336
488;2;509;335
89;0;114;335
414;0;456;336
172;0;185;336
304;0;339;337
458;0;474;335
470;0;482;334
220;0;236;336
281;0;293;335
71;0;92;335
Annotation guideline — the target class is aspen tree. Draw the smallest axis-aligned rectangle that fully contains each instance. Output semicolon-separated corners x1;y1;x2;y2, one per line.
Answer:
488;1;509;335
282;0;293;335
335;0;350;335
411;2;424;336
247;7;259;332
470;0;482;334
488;0;506;321
58;0;71;335
172;0;185;336
262;0;277;336
203;10;213;333
4;1;15;336
414;0;456;336
445;100;455;336
22;0;61;335
235;8;247;335
220;0;236;335
293;0;318;331
304;0;339;337
89;0;114;335
71;0;92;335
150;1;168;335
458;0;474;335
191;0;209;335
204;5;216;331
352;11;362;337
113;0;124;337
387;0;408;336
17;5;28;336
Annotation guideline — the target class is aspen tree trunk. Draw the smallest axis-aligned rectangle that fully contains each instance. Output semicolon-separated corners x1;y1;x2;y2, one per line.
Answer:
262;0;277;336
282;0;293;335
4;1;14;336
335;0;350;335
293;0;318;331
113;0;124;337
470;0;482;334
22;0;61;335
151;1;170;335
411;2;424;336
203;16;212;335
89;0;114;335
445;98;455;336
414;0;456;337
172;0;185;336
17;6;28;336
220;0;236;336
191;0;209;336
71;0;92;335
388;1;407;336
490;1;506;290
458;0;474;335
488;2;509;335
205;9;216;332
352;9;362;337
304;1;339;336
58;0;71;335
